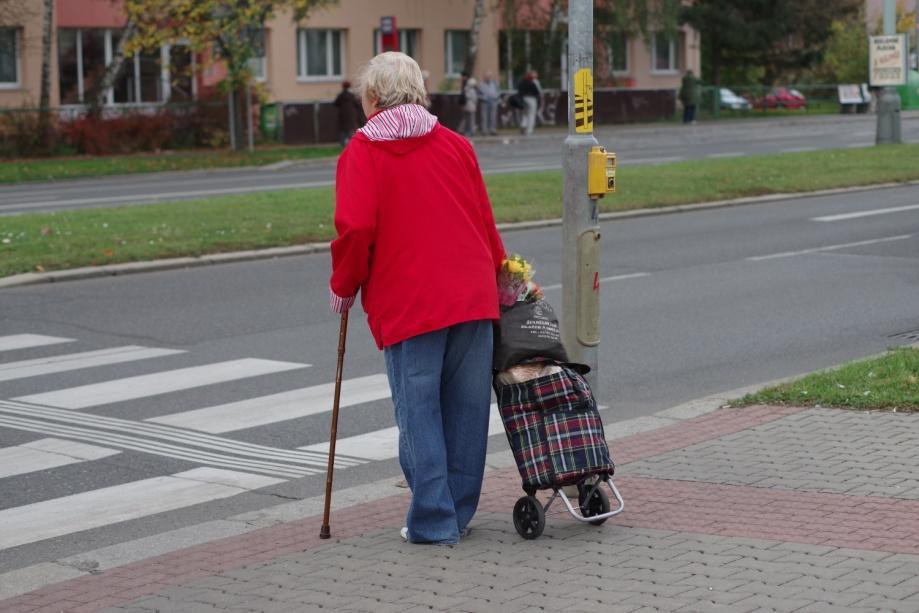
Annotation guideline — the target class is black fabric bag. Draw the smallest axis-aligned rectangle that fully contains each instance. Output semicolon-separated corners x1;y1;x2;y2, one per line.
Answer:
508;93;524;109
494;300;570;371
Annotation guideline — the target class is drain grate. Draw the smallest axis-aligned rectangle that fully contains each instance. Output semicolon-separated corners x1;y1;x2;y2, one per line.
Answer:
888;329;919;343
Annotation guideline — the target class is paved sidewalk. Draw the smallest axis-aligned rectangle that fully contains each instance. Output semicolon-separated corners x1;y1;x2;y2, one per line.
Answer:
4;404;919;612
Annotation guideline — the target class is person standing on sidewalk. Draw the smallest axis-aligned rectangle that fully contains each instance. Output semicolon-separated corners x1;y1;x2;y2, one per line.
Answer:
679;69;700;124
329;52;505;545
517;71;541;135
333;81;363;147
478;70;500;136
460;76;479;137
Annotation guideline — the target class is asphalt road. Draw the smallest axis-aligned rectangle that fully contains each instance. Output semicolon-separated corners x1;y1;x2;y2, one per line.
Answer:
1;182;918;574
2;113;918;215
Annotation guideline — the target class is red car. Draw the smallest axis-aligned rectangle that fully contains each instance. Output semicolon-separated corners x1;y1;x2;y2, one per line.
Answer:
749;87;808;110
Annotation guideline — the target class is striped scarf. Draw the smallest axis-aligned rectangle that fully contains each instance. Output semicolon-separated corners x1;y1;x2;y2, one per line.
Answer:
358;104;438;141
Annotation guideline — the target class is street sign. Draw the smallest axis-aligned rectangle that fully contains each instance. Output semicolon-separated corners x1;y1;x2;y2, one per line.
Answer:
870;34;908;87
380;16;399;52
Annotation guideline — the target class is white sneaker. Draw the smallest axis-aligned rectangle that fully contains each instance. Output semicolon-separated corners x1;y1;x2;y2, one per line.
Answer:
400;526;408;541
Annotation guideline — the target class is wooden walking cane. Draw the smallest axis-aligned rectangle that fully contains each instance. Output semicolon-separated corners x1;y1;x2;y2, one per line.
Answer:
320;310;349;539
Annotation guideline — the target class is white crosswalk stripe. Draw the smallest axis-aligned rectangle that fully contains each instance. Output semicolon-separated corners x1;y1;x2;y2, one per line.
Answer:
13;358;310;409
0;468;285;551
0;334;74;352
300;403;506;461
0;438;120;479
147;374;391;433
0;346;185;382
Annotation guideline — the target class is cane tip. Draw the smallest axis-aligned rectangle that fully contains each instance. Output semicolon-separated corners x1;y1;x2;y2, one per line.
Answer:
319;526;331;539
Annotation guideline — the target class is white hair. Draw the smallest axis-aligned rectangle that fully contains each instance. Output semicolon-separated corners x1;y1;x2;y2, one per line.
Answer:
358;52;427;110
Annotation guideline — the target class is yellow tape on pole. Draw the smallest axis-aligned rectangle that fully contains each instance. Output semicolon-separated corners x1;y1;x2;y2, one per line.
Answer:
574;68;594;133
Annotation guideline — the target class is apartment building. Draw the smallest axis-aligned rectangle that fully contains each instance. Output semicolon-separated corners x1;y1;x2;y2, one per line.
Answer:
1;0;699;110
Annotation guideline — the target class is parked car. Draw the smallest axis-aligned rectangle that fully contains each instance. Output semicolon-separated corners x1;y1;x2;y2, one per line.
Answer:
749;87;808;110
720;88;752;110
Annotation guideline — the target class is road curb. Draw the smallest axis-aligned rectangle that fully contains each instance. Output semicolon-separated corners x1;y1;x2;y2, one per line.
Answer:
3;178;918;290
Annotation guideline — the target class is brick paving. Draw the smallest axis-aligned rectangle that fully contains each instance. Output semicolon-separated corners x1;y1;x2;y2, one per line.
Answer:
3;405;919;612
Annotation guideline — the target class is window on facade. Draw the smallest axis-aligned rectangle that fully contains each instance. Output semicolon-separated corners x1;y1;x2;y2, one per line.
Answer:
608;32;629;74
170;45;194;102
80;29;107;101
0;28;20;86
373;29;419;58
245;28;267;82
58;29;80;103
59;28;184;105
444;30;469;77
498;30;564;89
652;32;676;72
297;29;343;79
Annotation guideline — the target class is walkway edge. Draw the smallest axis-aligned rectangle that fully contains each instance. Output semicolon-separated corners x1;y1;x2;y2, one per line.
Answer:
3;179;918;290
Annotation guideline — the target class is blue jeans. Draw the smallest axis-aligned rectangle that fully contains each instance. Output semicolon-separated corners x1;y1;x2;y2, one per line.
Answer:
384;320;493;544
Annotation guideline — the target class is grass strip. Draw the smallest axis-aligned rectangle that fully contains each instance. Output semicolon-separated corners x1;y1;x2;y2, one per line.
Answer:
2;144;919;278
730;347;919;411
0;145;340;184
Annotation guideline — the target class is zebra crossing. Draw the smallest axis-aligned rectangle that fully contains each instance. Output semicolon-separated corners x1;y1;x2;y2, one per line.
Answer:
0;332;433;554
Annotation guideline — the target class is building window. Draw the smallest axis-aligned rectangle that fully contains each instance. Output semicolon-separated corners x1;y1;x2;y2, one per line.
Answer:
608;32;629;74
444;30;469;77
297;29;343;79
58;28;186;105
373;29;419;58
652;32;677;73
0;28;20;87
246;28;267;82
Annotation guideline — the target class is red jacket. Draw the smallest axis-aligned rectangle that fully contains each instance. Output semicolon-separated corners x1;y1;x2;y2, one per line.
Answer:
330;110;505;349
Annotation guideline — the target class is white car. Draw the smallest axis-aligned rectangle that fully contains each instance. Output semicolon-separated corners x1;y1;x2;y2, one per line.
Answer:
720;88;752;110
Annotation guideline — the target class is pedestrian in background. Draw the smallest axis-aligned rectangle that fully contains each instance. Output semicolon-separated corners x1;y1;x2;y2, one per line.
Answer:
333;81;363;147
478;70;500;136
460;76;479;137
329;51;505;545
680;69;700;125
517;71;541;135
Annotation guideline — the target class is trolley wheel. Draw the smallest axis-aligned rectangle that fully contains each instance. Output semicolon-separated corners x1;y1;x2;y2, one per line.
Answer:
513;495;545;539
578;484;611;525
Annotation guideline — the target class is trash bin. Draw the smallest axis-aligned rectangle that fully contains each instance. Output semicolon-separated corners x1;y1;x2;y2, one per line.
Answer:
259;103;281;142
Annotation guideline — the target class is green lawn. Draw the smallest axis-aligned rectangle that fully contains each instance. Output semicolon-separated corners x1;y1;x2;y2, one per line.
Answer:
0;145;341;184
731;347;919;411
2;144;919;278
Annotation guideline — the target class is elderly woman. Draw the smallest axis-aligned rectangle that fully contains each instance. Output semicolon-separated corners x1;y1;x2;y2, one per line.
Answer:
329;52;505;545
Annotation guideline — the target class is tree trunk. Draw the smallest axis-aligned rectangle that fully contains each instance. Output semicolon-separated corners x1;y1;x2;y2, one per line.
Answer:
37;0;54;152
542;0;563;88
463;0;486;76
89;21;136;117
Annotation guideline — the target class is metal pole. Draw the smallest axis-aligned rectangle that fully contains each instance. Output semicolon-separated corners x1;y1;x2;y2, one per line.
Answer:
228;90;237;151
561;0;601;387
877;0;903;144
246;80;254;153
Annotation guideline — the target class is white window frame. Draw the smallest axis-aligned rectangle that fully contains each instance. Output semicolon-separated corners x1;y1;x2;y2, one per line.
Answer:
373;28;419;58
651;32;677;75
297;29;344;82
0;27;21;89
444;30;469;78
608;32;630;75
59;28;193;107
